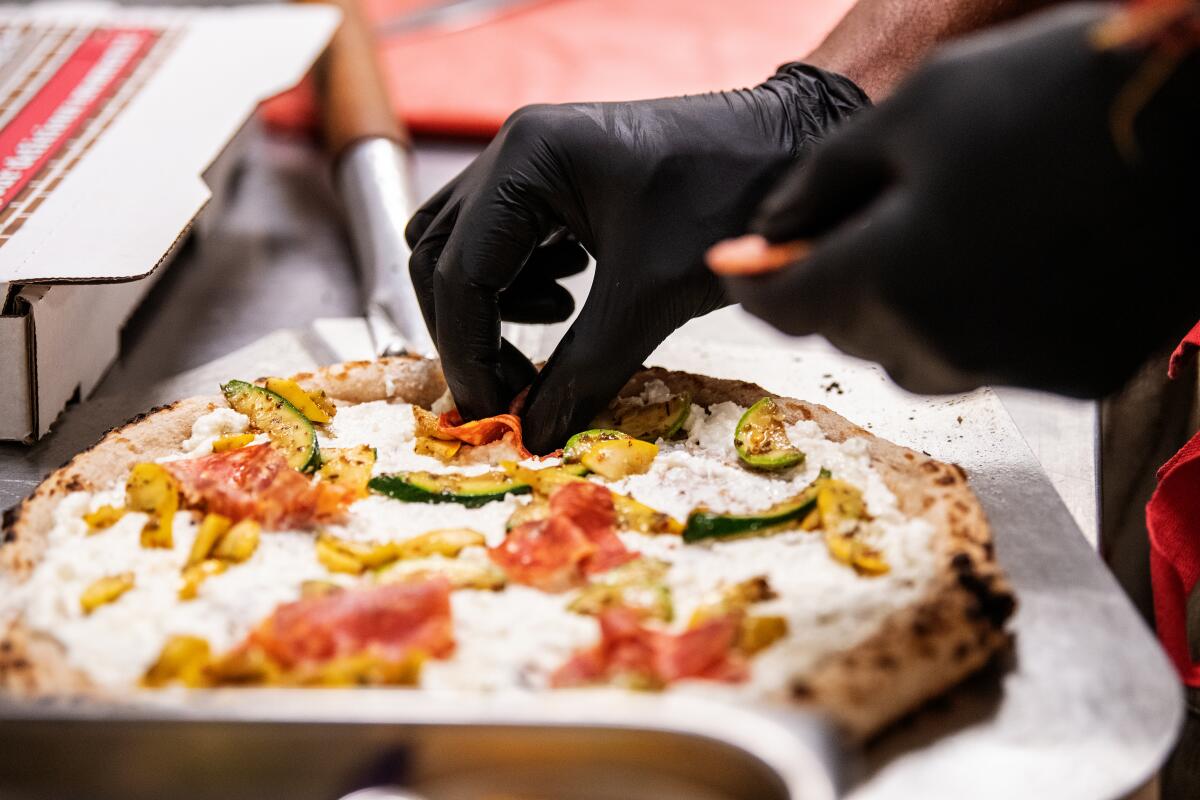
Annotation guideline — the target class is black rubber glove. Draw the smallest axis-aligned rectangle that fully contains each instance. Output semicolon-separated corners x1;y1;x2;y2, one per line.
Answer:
406;65;868;453
726;4;1200;398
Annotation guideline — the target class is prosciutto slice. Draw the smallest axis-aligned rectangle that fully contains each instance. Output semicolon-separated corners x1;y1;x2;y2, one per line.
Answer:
163;443;352;529
551;608;748;688
489;482;637;591
248;578;454;669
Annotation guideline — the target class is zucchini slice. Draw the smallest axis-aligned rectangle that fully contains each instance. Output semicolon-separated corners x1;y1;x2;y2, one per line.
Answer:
499;462;589;496
684;468;832;543
592;392;691;441
369;470;530;508
563;429;630;463
683;493;818;543
734;397;805;470
221;380;320;472
613;494;685;536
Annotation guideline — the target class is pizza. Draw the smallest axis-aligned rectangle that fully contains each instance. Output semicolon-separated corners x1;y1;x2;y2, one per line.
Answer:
0;357;1014;740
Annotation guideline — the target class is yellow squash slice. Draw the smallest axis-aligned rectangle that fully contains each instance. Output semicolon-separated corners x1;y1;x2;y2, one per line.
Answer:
81;573;135;614
580;438;659;480
143;635;213;688
83;505;125;534
212;519;261;563
213;433;255;453
318;445;376;498
179;559;227;600
187;513;232;566
264;377;335;424
125;463;179;549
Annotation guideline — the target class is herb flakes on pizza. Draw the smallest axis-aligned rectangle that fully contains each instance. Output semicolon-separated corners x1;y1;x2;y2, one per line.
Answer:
0;357;1013;740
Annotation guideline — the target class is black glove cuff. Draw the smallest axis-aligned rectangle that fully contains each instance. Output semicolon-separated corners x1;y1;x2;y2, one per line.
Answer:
758;62;872;158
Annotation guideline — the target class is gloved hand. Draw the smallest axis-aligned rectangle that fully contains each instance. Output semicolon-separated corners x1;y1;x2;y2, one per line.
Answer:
406;64;868;453
721;4;1200;398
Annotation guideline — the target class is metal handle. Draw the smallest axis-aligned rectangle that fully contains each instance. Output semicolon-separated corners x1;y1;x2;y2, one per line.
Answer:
336;137;435;358
303;0;433;358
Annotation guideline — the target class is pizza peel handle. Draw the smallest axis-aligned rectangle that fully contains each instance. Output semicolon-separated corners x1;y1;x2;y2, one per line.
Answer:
300;0;435;358
301;0;407;152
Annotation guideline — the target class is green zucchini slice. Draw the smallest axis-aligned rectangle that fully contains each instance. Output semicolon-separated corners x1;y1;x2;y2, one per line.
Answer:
563;429;631;463
221;380;319;472
369;470;531;508
592;392;691;441
734;397;805;470
683;495;818;543
684;468;831;543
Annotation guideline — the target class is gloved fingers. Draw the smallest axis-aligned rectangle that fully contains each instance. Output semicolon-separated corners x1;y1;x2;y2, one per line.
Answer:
750;119;892;244
525;235;590;280
498;278;575;324
408;202;459;344
735;190;986;395
405;173;460;248
495;236;589;323
726;190;912;339
435;337;536;419
519;294;682;454
497;337;539;405
433;192;552;420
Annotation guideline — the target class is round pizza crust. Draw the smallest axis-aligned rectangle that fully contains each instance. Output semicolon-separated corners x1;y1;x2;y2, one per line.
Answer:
0;356;1014;741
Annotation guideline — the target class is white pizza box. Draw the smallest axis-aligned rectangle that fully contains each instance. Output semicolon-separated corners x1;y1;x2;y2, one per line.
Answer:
0;1;338;442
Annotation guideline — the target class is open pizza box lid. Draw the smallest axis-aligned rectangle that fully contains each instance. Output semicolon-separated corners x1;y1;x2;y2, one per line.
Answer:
0;1;338;443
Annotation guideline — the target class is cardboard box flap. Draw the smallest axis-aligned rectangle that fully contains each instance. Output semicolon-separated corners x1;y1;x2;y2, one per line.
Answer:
0;2;339;284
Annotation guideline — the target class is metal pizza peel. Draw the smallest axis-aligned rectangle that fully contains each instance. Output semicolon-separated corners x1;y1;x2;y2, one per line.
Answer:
0;315;1180;799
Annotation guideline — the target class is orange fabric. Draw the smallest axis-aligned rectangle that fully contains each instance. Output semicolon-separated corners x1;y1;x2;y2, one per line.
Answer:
262;0;856;137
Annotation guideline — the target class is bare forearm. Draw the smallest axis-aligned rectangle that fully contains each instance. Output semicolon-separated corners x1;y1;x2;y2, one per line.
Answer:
806;0;1063;99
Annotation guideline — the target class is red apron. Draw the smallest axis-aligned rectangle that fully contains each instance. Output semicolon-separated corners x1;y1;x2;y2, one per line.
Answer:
1147;320;1200;687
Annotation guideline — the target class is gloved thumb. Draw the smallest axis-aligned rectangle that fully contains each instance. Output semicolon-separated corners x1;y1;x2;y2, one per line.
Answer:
751;120;891;243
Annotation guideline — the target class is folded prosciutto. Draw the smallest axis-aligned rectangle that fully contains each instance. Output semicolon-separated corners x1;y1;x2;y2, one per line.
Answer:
437;410;533;459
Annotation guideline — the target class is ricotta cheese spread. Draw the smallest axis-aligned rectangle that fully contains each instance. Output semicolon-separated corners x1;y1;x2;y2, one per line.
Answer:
7;390;937;694
178;408;250;458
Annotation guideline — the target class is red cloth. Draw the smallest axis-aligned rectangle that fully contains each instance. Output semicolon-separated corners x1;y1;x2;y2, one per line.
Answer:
1168;319;1200;379
262;0;856;137
1147;320;1200;686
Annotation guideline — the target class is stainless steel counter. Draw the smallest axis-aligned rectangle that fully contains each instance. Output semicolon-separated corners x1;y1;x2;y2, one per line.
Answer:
0;125;1182;799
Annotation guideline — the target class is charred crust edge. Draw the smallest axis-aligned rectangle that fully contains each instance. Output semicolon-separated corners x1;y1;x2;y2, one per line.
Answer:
952;552;1016;630
1;400;185;541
